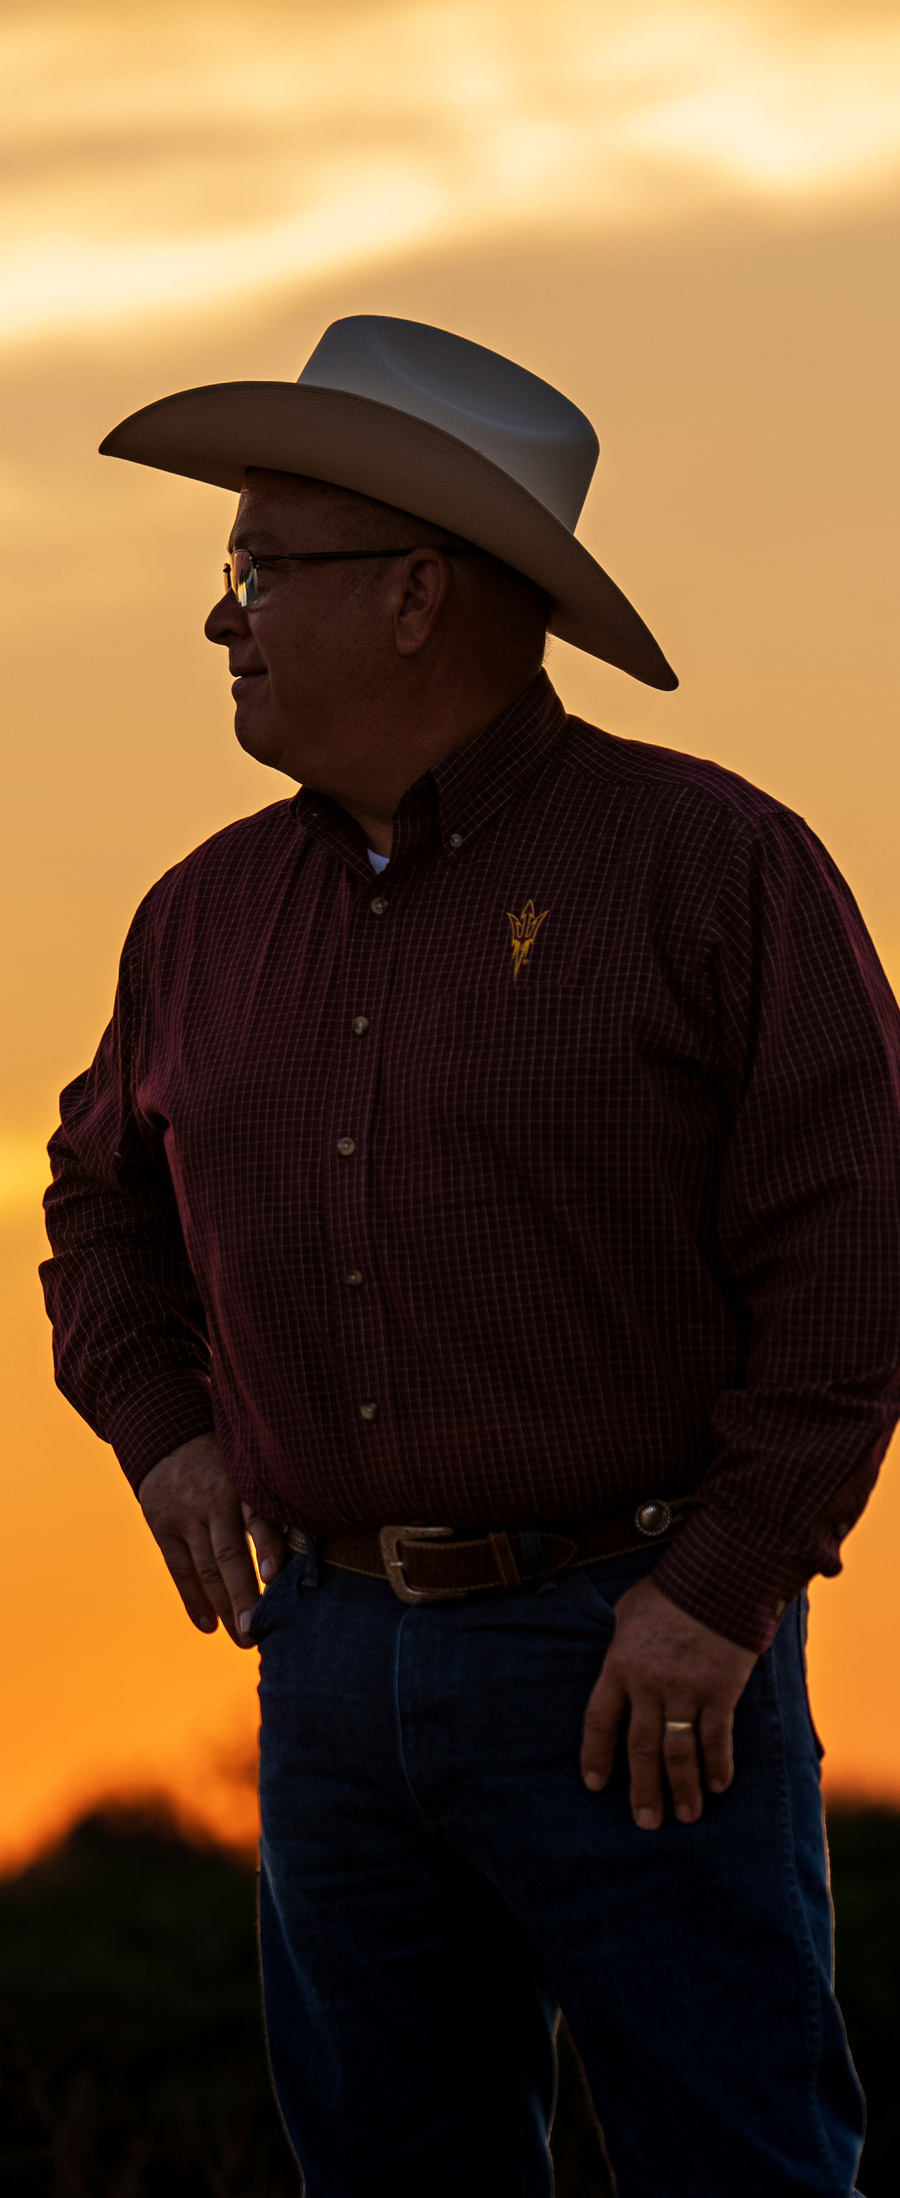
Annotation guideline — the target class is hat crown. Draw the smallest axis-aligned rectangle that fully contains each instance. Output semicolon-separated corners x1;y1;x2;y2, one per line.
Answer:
298;315;599;532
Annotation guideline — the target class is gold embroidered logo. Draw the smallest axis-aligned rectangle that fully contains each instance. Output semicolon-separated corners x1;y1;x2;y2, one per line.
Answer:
506;899;549;981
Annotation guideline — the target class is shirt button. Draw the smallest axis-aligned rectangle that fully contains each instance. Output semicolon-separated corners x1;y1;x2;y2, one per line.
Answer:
359;1400;379;1422
345;1268;364;1288
447;831;463;850
336;1136;357;1158
370;895;389;916
351;1015;370;1035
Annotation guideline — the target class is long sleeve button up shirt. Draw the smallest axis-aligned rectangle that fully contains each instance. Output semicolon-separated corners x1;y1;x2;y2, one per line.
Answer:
41;672;900;1651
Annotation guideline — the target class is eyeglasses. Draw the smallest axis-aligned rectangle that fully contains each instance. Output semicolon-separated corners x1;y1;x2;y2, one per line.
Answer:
223;544;478;610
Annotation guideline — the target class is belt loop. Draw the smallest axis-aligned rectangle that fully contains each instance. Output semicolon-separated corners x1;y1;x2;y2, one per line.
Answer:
284;1525;319;1589
488;1531;523;1590
518;1529;558;1593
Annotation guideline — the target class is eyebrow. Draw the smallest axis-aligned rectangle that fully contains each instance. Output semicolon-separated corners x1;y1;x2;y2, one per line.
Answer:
227;528;290;554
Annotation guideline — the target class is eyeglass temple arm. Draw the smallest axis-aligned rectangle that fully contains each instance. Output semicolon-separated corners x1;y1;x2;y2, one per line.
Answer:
228;547;480;569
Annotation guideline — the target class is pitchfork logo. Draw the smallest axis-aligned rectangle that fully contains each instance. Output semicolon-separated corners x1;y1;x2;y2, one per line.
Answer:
506;899;549;981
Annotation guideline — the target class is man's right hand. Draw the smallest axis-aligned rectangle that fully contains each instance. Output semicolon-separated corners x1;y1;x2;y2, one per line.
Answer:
138;1432;286;1647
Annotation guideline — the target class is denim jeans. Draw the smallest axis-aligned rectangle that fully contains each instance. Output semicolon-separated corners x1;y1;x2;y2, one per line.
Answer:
248;1542;864;2196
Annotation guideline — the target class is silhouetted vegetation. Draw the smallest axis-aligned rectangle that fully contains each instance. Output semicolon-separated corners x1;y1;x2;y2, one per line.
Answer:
0;1803;291;2197
0;1800;895;2194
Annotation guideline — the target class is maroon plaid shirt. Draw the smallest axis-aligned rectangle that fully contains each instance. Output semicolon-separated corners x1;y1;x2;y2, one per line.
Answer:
41;673;900;1650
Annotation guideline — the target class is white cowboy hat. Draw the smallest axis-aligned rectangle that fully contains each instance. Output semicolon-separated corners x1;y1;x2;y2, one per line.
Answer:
100;314;676;690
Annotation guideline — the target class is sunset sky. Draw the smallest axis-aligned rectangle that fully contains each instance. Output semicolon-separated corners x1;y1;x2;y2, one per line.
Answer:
3;0;900;1865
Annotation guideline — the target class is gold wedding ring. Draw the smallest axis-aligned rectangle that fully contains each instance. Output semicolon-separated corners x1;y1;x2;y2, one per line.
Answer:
664;1719;694;1732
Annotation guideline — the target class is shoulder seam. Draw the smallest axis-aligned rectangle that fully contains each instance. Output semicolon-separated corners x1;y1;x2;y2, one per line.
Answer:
559;716;804;832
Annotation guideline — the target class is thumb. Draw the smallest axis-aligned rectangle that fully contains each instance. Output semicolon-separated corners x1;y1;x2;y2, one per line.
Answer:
242;1502;287;1585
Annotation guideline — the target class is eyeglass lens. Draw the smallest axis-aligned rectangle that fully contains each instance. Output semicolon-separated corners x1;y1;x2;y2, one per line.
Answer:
225;549;256;608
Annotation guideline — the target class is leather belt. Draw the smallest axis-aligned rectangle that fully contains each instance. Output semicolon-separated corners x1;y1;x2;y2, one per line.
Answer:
284;1496;693;1604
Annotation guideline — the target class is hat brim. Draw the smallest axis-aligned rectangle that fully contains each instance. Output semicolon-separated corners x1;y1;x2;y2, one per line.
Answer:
100;381;677;690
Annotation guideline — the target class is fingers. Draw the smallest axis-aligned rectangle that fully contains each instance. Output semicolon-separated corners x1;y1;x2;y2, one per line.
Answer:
583;1690;735;1829
180;1523;240;1644
660;1718;703;1826
205;1506;264;1644
161;1514;268;1649
241;1502;286;1586
698;1703;734;1795
580;1665;628;1792
624;1702;670;1829
577;1574;755;1828
139;1443;280;1647
582;1675;698;1831
585;1693;706;1830
156;1534;220;1636
656;1706;735;1822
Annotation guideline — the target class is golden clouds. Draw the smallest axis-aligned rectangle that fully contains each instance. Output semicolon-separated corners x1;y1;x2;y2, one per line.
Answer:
2;1;899;347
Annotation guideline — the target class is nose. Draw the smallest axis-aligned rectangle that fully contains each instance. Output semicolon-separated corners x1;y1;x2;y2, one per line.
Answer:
205;580;249;647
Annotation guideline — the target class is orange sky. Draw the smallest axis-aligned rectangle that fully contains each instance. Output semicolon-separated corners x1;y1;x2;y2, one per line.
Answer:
3;0;900;1866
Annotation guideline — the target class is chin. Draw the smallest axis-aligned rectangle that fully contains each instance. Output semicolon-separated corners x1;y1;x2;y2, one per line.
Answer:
233;712;300;781
235;714;278;765
233;682;271;749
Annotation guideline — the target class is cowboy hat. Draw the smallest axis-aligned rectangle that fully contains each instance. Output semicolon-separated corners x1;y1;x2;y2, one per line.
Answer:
100;314;676;690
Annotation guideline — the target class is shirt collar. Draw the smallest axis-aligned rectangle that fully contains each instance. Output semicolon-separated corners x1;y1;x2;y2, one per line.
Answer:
428;670;567;853
292;670;567;873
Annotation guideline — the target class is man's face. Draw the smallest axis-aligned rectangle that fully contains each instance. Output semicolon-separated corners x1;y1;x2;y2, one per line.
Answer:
204;470;404;789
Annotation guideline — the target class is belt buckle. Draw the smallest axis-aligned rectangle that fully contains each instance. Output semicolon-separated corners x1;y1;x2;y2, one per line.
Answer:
379;1524;468;1604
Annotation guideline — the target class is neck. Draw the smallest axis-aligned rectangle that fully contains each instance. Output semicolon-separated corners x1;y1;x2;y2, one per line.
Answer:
330;661;537;858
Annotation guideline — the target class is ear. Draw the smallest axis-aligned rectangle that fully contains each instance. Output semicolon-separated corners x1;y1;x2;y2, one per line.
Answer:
392;549;454;657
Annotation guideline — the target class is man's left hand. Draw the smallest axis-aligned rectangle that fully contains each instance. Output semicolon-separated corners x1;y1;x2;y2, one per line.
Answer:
580;1574;758;1829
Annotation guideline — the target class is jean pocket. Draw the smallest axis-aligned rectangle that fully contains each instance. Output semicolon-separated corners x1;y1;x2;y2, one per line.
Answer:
573;1563;620;1637
575;1545;663;1631
246;1552;304;1645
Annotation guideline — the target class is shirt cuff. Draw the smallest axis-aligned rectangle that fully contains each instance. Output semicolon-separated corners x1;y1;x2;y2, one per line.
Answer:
104;1373;217;1493
651;1506;810;1654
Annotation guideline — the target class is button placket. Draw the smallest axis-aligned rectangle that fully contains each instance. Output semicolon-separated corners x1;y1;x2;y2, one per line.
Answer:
327;871;399;1438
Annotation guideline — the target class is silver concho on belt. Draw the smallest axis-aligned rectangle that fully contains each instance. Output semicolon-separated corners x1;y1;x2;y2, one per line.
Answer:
634;1499;673;1538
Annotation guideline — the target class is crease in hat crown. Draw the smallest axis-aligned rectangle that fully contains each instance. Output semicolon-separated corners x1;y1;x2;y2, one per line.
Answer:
99;312;677;690
296;317;600;530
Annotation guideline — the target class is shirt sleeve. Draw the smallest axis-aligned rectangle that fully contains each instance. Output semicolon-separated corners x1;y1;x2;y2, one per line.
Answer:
39;900;216;1492
653;806;900;1653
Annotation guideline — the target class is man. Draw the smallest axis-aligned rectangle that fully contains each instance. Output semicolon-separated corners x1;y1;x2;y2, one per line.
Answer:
42;315;900;2196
